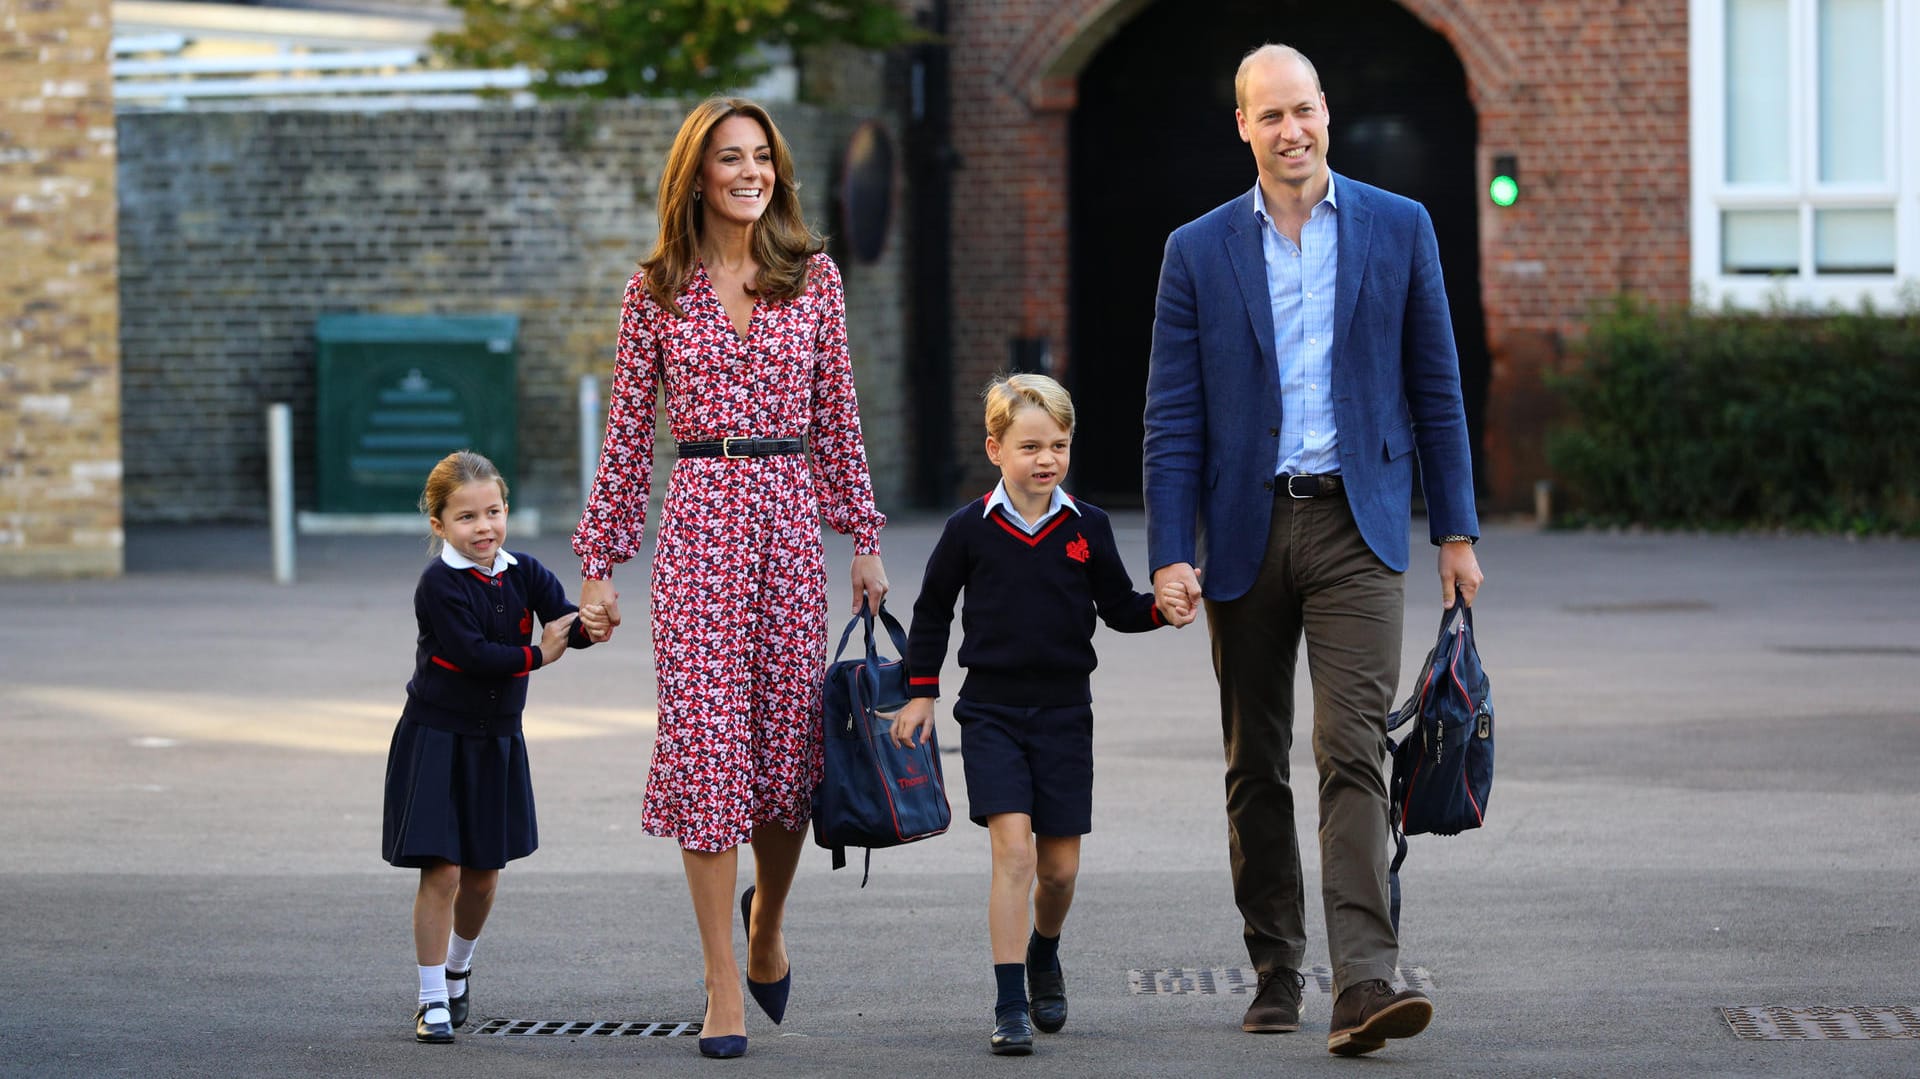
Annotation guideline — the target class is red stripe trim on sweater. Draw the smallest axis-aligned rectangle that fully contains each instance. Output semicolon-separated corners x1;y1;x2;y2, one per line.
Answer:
990;508;1071;547
909;676;939;686
430;656;462;672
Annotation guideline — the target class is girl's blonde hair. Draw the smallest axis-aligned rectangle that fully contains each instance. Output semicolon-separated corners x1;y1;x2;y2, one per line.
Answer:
983;373;1076;441
641;97;824;319
420;450;508;551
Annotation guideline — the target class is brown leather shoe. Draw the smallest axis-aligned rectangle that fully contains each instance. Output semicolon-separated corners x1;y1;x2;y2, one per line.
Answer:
1240;968;1307;1032
1327;979;1432;1056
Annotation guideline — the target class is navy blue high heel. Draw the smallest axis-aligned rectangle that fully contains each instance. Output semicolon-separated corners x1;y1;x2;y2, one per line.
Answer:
739;885;792;1024
699;992;748;1058
698;1034;748;1059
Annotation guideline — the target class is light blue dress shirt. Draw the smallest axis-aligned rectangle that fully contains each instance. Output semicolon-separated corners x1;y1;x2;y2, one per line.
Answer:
1253;177;1340;476
984;480;1079;534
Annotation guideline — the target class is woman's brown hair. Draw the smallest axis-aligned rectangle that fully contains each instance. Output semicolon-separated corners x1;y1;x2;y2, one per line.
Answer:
642;97;825;318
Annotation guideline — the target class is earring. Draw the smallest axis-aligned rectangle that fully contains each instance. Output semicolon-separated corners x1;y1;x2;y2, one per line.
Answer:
693;189;702;201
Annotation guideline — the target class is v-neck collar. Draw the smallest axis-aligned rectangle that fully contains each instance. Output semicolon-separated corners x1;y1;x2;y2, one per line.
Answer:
695;262;758;342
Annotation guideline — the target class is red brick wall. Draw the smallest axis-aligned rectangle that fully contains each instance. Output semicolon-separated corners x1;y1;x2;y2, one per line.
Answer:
945;0;1691;507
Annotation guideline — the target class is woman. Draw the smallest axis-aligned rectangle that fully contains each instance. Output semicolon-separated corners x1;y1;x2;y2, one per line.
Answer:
572;97;889;1059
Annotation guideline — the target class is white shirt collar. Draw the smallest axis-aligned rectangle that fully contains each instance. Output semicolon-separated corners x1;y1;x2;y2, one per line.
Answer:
983;480;1079;534
1251;171;1338;224
439;545;518;575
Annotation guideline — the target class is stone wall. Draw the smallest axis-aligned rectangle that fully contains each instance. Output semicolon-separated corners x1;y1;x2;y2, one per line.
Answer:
0;0;123;577
115;99;911;528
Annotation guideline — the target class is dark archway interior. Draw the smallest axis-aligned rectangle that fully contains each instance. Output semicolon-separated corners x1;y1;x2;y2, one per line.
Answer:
1067;1;1489;504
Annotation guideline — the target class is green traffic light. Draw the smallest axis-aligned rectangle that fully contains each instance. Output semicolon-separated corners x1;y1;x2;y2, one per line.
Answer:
1489;174;1519;207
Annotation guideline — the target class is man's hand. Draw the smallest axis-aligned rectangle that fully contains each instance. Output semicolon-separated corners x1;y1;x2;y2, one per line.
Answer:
1152;562;1202;627
1439;541;1483;608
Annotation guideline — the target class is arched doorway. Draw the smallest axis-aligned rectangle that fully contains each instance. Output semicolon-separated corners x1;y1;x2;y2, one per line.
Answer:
1067;0;1488;503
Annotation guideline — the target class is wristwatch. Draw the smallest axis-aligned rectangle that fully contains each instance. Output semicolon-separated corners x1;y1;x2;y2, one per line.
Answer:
1439;534;1476;544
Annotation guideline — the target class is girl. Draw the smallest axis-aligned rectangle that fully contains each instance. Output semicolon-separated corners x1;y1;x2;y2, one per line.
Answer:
382;450;604;1043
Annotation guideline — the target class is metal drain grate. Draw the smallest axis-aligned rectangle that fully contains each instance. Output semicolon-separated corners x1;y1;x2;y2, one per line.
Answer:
1722;1006;1920;1040
473;1019;701;1037
1129;965;1433;995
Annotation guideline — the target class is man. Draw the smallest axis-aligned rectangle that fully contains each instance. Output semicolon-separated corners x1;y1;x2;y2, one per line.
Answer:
1141;43;1484;1057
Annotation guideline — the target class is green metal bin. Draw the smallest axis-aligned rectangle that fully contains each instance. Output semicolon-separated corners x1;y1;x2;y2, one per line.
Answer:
314;314;520;515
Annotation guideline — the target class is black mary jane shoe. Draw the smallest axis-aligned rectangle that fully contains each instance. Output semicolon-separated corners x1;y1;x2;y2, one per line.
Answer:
414;999;454;1044
1028;963;1067;1034
990;1007;1035;1056
445;967;471;1028
739;885;792;1025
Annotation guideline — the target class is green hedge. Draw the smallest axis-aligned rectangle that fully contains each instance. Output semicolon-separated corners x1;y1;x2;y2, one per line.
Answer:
1547;297;1920;534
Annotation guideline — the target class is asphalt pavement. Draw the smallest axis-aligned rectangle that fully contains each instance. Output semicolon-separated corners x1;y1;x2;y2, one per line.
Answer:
2;512;1917;1078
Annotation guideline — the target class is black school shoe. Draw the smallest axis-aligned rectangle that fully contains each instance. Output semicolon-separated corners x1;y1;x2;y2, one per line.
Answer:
1027;963;1067;1034
445;967;471;1028
414;1000;454;1043
990;1006;1035;1056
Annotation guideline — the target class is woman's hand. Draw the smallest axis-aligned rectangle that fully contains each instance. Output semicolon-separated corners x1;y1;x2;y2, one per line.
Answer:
580;577;620;641
851;554;889;615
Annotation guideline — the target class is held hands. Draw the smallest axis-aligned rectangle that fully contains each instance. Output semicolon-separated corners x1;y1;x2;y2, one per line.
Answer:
539;612;579;665
889;697;936;749
1152;563;1202;628
580;577;621;641
1439;541;1484;609
577;602;611;641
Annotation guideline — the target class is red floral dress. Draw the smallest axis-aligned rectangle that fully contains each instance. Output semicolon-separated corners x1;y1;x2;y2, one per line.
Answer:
574;253;885;852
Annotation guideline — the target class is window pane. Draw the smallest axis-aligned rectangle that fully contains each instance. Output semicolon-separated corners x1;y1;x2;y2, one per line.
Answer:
1723;210;1799;274
1814;209;1895;273
1819;0;1884;183
1726;0;1790;184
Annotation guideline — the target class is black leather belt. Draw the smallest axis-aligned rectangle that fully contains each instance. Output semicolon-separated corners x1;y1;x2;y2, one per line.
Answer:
1279;472;1343;499
677;437;806;459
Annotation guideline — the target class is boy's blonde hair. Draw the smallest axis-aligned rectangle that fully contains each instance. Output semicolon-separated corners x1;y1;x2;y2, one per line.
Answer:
983;373;1075;441
420;450;508;551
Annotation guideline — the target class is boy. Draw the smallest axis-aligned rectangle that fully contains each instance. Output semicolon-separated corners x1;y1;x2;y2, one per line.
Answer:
891;374;1188;1056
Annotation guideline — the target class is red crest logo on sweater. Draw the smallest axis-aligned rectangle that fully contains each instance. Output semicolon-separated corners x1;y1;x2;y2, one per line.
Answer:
1065;534;1090;563
519;608;532;635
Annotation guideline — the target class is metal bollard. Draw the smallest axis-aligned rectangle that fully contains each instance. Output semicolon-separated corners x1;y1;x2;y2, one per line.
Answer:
267;402;295;584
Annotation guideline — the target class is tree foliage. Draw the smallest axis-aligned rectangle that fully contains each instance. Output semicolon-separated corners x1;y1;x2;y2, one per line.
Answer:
432;0;916;99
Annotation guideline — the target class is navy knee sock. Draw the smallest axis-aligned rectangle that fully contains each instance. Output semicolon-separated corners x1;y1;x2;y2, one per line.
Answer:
994;963;1028;1015
1027;929;1060;973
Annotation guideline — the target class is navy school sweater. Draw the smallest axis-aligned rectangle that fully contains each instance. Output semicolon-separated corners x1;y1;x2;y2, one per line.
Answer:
402;552;594;736
906;494;1164;707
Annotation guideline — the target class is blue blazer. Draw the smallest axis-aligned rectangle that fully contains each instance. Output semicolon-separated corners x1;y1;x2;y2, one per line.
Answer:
1143;173;1478;600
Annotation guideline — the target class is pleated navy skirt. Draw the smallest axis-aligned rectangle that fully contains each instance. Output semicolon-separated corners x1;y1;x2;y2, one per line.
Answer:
382;719;538;870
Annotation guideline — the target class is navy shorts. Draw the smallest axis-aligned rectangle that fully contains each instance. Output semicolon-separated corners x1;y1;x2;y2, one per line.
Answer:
952;697;1094;836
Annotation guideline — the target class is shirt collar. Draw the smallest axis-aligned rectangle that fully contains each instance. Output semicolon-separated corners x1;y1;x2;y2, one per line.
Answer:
439;545;518;576
1250;171;1338;225
984;481;1079;531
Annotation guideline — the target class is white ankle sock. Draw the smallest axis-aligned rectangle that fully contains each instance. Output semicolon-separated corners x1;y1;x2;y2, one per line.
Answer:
446;932;477;997
418;964;449;1007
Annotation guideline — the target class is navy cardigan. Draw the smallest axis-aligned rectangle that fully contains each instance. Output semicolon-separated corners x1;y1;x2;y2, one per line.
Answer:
906;495;1164;706
401;552;593;736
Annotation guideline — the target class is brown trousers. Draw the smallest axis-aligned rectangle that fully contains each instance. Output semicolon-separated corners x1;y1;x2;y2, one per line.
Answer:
1203;490;1404;996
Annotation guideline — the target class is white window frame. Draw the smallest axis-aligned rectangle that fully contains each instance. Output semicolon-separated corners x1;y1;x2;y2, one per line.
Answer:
1690;0;1918;309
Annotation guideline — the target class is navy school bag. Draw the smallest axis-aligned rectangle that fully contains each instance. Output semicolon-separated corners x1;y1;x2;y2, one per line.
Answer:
812;603;951;884
1386;588;1494;930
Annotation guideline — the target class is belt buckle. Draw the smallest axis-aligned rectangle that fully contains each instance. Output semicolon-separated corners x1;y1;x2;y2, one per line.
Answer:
1286;473;1316;499
722;437;749;460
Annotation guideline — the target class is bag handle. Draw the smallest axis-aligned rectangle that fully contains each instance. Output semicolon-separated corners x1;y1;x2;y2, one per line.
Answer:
831;601;909;665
